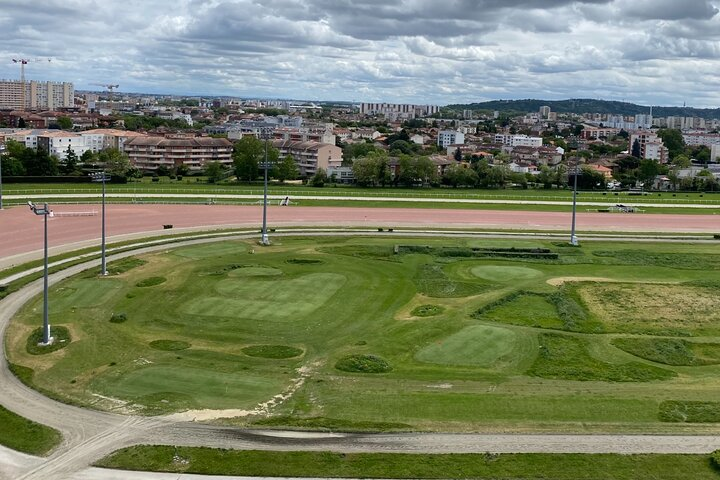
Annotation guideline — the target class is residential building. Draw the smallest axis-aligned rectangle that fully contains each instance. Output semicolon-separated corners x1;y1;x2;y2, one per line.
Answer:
0;79;74;110
360;102;439;120
539;105;551;119
713;144;720;162
580;126;618;140
37;131;89;160
628;131;668;163
682;133;720;148
272;140;343;176
123;134;233;172
494;134;543;148
80;128;148;153
437;130;465;148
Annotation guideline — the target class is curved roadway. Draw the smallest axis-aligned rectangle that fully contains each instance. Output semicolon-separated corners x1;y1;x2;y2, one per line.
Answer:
2;205;720;479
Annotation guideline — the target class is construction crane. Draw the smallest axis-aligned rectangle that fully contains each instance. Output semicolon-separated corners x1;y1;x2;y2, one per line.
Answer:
92;84;120;104
12;58;50;111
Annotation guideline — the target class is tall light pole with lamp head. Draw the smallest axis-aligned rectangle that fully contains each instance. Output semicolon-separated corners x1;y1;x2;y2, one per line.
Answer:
259;127;273;245
28;201;53;345
570;157;579;246
90;171;111;275
0;143;5;210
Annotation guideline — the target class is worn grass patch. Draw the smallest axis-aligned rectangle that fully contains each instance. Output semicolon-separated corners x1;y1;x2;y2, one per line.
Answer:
659;401;720;423
410;304;445;317
527;333;676;382
106;257;147;275
286;258;323;265
0;405;61;456
335;354;392;373
470;265;543;282
95;447;720;479
576;283;720;336
26;326;71;355
136;276;167;287
149;340;191;351
414;264;489;298
612;338;720;366
252;416;412;432
242;345;303;359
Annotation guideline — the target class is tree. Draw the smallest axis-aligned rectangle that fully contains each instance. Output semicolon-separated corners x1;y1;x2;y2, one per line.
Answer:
454;147;462;162
176;164;191;177
351;157;379;186
310;167;328;187
554;164;568;189
99;148;131;180
155;165;171;177
22;148;59;176
442;164;477;187
486;164;510;188
274;154;298;182
631;139;641;158
233;136;278;182
80;149;96;166
0;149;25;176
671;154;691;169
204;161;225;183
656;128;685;160
537;165;554;189
56;116;73;130
61;145;80;175
638;159;661;187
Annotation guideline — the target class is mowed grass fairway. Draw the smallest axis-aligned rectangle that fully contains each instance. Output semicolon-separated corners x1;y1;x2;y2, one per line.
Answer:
8;236;720;432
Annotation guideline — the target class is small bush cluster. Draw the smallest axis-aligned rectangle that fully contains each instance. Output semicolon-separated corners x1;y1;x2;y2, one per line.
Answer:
136;276;166;287
110;312;127;323
411;304;445;317
242;345;303;359
335;354;392;373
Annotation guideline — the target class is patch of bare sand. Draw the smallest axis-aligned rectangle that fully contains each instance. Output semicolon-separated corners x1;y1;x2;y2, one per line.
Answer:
546;276;614;286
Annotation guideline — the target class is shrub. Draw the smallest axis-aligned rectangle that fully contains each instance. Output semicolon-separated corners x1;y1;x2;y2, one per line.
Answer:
26;326;71;355
110;312;127;323
411;304;445;317
149;340;191;351
711;450;720;469
659;401;720;423
335;354;392;373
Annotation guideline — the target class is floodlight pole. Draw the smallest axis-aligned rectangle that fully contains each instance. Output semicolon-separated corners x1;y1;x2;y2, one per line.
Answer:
29;202;52;345
0;144;5;210
90;172;111;275
570;158;579;246
260;129;271;245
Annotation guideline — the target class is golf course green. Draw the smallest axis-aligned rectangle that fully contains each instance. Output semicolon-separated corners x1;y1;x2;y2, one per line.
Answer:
7;236;720;433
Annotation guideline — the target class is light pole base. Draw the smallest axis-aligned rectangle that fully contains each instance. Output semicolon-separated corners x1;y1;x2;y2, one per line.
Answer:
260;234;270;246
37;336;55;347
570;235;579;246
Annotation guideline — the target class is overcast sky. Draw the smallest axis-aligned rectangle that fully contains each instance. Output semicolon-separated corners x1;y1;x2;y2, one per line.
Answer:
1;0;719;107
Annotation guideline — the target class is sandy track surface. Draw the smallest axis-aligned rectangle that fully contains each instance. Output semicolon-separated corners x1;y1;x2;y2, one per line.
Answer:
2;208;720;478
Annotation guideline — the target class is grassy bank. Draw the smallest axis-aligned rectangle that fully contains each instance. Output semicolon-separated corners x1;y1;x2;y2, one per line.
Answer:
96;446;720;479
0;405;61;455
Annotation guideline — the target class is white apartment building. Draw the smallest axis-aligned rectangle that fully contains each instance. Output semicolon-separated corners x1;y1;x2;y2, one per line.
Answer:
712;144;720;162
0;80;74;110
666;116;705;130
437;130;465;148
682;133;720;147
80;129;148;152
37;131;89;160
360;102;440;120
123;135;233;172
494;134;543;148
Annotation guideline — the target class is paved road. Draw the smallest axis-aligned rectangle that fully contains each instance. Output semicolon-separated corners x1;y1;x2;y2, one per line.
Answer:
2;213;720;479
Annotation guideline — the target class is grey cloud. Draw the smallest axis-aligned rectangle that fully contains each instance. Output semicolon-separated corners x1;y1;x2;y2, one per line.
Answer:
621;0;718;20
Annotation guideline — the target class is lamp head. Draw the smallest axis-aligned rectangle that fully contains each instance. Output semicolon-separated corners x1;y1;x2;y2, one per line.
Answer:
28;200;34;210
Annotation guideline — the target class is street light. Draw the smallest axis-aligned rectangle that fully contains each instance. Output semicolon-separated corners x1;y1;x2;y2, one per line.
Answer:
90;171;111;275
28;201;53;346
0;143;5;210
570;158;579;246
259;127;273;245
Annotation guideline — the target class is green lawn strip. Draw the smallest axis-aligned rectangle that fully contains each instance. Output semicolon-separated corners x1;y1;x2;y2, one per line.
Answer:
0;405;61;456
252;416;412;432
94;446;720;479
659;400;720;423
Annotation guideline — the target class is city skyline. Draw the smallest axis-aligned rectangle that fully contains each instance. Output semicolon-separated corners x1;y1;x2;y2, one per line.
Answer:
1;0;720;107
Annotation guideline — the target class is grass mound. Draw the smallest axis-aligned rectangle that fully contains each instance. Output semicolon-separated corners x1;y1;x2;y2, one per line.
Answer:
0;405;61;455
659;401;720;423
106;258;147;275
612;338;720;366
252;416;411;432
150;340;191;351
527;333;675;382
411;304;445;317
26;326;71;355
136;276;166;287
242;345;303;359
335;354;392;373
470;265;543;282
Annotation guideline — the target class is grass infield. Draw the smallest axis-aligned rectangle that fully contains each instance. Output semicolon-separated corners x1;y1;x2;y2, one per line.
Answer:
95;446;720;479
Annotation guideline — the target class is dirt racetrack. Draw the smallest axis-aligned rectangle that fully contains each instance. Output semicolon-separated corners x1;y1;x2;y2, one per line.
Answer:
1;204;719;260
